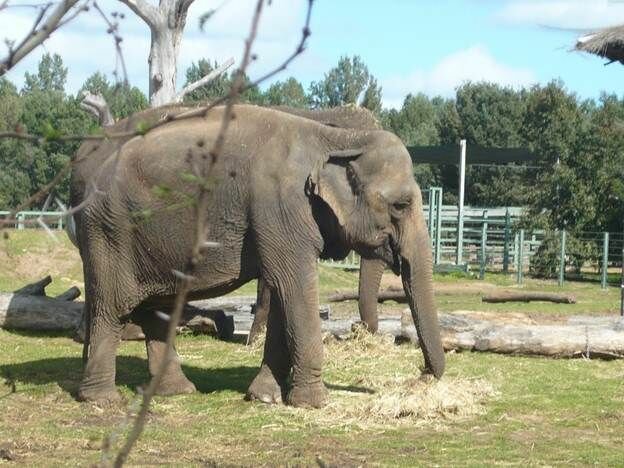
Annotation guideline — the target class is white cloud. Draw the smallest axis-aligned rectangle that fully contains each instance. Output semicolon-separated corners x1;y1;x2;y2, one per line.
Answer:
0;0;312;95
497;0;624;30
381;45;536;109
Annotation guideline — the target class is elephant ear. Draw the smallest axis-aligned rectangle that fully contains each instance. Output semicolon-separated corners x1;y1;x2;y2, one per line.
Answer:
308;148;364;227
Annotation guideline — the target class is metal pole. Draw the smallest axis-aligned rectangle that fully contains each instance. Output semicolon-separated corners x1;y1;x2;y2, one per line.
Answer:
435;188;442;265
503;208;510;274
620;237;624;316
601;232;609;290
456;139;466;265
558;230;566;287
517;229;524;285
427;189;434;243
480;210;488;280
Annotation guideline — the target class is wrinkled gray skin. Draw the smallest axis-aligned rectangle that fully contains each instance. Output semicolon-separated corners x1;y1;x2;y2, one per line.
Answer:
248;105;386;343
71;104;445;408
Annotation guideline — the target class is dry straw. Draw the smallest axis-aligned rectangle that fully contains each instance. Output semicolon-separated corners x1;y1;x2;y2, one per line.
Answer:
249;326;497;428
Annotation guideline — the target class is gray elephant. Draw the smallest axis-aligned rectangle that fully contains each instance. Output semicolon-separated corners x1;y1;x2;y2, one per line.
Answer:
247;105;387;343
71;104;445;408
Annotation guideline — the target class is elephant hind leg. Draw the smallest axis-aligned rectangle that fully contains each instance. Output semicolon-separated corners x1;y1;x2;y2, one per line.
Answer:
136;310;196;396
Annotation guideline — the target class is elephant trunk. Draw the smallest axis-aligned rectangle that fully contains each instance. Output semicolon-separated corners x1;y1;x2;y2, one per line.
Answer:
357;258;385;333
399;205;445;379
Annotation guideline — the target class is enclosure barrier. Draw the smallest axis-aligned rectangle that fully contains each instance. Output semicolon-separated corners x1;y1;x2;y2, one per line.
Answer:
0;211;65;230
3;203;624;289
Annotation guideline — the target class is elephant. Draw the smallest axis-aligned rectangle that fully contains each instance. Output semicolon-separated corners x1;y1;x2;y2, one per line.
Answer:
70;104;445;408
68;104;386;344
247;105;387;342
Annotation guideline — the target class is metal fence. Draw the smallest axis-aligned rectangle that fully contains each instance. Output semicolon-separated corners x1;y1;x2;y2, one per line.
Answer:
4;199;623;288
0;211;65;230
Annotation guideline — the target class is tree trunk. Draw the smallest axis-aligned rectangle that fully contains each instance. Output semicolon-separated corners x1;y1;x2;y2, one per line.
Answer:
148;25;183;107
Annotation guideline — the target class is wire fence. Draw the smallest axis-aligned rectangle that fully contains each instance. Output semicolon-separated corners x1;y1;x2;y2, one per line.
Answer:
2;205;623;288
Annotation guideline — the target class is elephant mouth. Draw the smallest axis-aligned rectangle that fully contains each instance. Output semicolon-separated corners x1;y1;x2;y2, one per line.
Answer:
361;236;401;275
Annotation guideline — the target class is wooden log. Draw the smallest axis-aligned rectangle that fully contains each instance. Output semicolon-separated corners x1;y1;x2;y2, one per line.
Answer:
0;292;84;330
482;292;576;304
327;289;407;303
400;310;624;359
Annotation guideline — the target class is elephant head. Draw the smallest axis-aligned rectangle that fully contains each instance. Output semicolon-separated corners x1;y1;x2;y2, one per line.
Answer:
309;130;445;378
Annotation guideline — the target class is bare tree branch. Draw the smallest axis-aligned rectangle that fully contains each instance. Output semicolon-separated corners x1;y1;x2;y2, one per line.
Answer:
173;56;234;102
117;0;160;28
93;1;129;85
112;0;308;463
0;0;84;75
80;91;115;126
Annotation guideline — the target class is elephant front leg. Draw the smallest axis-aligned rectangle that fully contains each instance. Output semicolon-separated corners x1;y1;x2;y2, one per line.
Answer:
136;311;196;396
78;302;124;403
279;267;328;408
246;287;291;404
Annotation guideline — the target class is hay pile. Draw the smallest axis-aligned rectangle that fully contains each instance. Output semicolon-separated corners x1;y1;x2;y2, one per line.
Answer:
314;328;496;427
246;327;497;428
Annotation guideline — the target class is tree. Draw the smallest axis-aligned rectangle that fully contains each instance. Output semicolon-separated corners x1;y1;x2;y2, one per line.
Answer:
309;55;382;114
263;77;307;107
22;53;68;93
521;80;589;230
117;0;194;105
381;93;441;189
0;77;31;208
182;59;262;105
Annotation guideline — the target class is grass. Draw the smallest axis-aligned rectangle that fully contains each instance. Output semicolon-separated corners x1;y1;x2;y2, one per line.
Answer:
1;230;623;465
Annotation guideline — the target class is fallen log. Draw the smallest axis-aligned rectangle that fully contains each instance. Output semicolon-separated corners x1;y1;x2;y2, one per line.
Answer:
327;288;407;303
400;310;624;359
0;276;84;330
482;292;576;304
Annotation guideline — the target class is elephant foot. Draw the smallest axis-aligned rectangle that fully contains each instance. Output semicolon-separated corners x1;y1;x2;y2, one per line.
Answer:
245;366;285;404
153;374;196;396
287;382;328;409
77;385;122;404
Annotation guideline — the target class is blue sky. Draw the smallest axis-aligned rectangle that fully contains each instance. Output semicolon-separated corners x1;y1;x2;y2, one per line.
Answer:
2;0;624;108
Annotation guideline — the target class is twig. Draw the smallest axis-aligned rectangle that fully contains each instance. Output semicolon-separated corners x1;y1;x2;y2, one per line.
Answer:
173;57;234;102
0;0;83;75
92;1;128;85
110;0;314;463
112;1;266;464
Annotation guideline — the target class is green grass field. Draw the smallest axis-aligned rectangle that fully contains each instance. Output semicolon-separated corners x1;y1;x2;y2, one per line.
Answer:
1;230;623;466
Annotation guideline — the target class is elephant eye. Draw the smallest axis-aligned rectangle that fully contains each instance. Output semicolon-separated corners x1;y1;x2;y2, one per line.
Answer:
393;201;410;211
391;199;411;217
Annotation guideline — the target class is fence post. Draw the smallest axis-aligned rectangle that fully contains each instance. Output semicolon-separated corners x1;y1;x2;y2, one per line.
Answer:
601;232;609;289
456;139;466;265
427;189;434;244
17;213;24;230
479;210;488;280
558;229;566;287
434;188;442;265
503;208;510;273
517;229;524;285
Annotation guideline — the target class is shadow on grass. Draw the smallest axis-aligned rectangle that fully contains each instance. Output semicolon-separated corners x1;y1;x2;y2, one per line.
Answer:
0;356;258;399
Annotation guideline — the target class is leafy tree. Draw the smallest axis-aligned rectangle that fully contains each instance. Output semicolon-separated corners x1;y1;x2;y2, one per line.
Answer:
0;77;31;208
22;53;68;93
183;59;263;105
263;77;307;107
308;55;382;114
521;80;590;230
